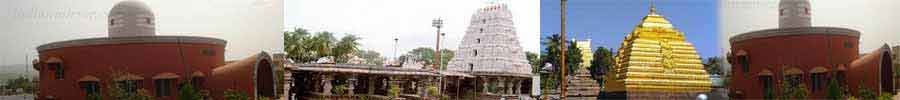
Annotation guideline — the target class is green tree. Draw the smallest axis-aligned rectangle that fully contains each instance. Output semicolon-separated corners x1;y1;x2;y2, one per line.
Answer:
703;56;724;75
178;82;202;100
826;78;843;100
334;35;361;63
284;28;366;64
589;47;613;86
526;52;540;74
401;47;454;69
283;28;317;62
538;34;582;89
356;50;386;65
564;40;583;76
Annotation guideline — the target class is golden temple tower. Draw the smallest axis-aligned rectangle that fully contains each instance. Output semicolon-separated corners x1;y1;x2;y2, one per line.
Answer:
602;2;711;98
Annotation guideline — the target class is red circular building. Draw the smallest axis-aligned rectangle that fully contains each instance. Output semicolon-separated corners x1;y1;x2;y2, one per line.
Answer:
727;0;893;99
32;0;277;100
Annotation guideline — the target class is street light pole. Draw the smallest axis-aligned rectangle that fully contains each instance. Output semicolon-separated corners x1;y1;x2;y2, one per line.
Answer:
432;18;444;70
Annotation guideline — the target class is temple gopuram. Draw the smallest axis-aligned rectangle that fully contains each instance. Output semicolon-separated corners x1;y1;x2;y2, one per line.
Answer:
601;2;712;99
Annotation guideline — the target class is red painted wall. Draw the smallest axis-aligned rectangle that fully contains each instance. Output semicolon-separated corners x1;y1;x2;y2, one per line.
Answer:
728;34;859;99
35;42;224;100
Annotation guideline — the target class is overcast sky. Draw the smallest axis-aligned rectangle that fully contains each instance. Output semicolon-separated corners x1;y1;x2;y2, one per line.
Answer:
720;0;900;53
284;0;540;59
0;0;283;66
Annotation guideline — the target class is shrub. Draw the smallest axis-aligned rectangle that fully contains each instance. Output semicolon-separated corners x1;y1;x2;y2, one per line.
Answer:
224;89;250;100
178;83;202;100
388;85;400;98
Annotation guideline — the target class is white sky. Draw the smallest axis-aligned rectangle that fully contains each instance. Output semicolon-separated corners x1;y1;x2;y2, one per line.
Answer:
720;0;900;53
284;0;541;59
0;0;284;66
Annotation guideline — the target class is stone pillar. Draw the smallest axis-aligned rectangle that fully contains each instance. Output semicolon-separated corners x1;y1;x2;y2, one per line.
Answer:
499;78;507;95
513;79;521;94
367;76;376;95
348;74;358;96
322;74;334;95
481;77;489;94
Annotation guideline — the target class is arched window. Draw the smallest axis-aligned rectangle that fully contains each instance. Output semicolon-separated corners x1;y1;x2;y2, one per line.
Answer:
78;75;101;99
45;57;64;80
739;56;749;73
109;19;116;26
810;67;829;91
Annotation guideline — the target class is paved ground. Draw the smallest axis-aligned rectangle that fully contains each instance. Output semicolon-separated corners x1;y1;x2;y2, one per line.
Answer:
0;95;34;100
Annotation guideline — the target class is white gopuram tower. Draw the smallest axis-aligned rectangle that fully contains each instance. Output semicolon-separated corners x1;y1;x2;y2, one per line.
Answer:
448;3;531;77
779;0;811;28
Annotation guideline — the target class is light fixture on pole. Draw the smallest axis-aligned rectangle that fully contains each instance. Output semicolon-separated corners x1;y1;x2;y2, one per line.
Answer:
432;18;444;70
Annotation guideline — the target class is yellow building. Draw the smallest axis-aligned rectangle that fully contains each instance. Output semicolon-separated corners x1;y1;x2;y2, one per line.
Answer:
602;3;711;97
575;39;593;68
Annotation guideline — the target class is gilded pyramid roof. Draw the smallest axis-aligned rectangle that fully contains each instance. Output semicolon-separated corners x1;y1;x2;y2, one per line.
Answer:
603;3;712;93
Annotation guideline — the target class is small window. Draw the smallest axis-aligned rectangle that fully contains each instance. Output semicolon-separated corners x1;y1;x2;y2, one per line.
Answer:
145;18;153;24
482;19;486;24
49;63;64;80
843;41;853;48
479;28;484;33
476;39;481;43
192;77;206;88
80;81;101;98
155;79;173;97
758;75;773;99
810;73;826;91
202;49;216;56
109;19;116;26
473;50;478;57
739;56;749;73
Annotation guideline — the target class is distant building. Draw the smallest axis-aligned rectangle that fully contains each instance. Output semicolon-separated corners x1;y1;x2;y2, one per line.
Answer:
727;0;894;99
32;0;276;100
575;39;594;68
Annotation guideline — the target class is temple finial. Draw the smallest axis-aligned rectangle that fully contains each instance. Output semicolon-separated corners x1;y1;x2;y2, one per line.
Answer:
649;0;657;15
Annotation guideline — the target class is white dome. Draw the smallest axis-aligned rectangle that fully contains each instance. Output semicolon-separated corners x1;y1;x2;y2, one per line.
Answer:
108;0;155;37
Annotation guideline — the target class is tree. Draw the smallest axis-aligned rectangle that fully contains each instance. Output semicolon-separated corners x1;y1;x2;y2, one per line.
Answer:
564;40;583;76
284;28;365;64
283;28;317;63
178;82;202;100
333;34;361;63
589;47;613;86
356;50;386;66
526;52;540;74
703;56;724;75
401;47;454;69
826;78;843;99
538;34;582;89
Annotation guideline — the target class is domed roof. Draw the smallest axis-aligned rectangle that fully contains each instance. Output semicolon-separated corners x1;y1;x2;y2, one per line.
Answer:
108;0;155;37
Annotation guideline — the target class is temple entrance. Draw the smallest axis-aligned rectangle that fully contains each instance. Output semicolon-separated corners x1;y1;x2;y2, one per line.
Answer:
256;59;276;98
880;52;893;93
